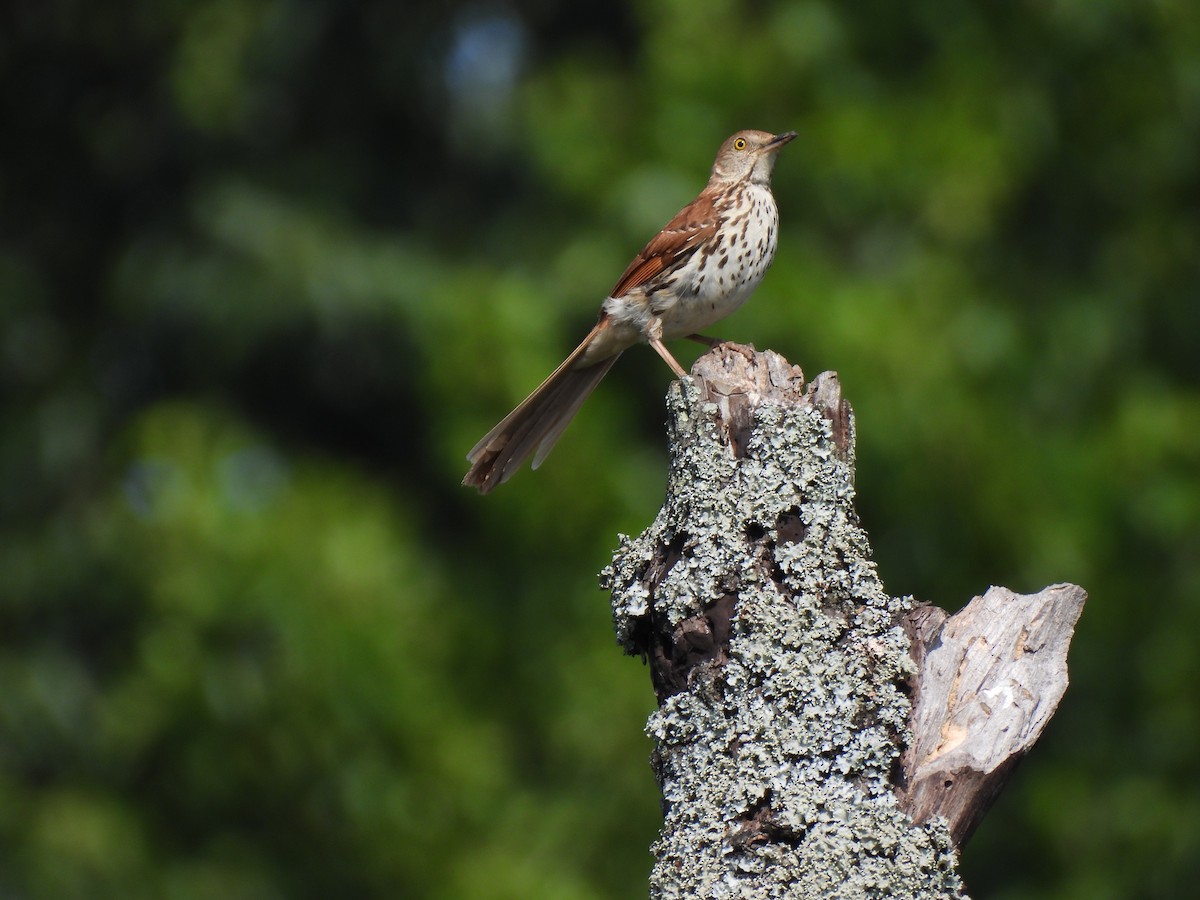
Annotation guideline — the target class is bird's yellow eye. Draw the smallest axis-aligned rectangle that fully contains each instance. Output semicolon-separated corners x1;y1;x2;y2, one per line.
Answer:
734;137;747;150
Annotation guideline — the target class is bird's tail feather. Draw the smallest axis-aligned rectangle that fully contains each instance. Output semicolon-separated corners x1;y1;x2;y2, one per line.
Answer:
464;325;619;493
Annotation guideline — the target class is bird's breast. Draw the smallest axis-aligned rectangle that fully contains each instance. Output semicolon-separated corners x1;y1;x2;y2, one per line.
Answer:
600;182;781;344
658;185;780;338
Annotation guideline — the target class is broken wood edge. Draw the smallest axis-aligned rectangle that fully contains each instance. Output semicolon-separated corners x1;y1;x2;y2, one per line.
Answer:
690;341;853;462
898;583;1088;846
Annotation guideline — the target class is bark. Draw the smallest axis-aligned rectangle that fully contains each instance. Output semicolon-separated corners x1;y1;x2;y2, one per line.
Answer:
601;344;1085;899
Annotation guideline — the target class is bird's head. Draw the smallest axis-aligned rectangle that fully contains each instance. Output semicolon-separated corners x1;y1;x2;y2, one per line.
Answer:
710;130;797;185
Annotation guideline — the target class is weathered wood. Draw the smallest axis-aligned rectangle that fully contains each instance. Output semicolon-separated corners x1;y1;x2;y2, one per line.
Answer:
898;584;1086;846
602;343;1084;899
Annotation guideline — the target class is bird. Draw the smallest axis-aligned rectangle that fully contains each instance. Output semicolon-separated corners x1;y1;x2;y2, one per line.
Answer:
463;129;796;494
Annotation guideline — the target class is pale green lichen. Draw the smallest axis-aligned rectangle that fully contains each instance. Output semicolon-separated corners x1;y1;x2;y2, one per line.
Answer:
603;375;967;900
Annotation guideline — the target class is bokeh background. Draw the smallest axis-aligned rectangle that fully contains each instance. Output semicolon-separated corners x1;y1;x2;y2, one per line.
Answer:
3;0;1198;897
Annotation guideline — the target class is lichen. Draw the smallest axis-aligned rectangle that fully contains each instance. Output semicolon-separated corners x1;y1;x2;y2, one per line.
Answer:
602;373;967;899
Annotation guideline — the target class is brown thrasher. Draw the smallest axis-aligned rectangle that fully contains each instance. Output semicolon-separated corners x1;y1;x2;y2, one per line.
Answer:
464;129;796;493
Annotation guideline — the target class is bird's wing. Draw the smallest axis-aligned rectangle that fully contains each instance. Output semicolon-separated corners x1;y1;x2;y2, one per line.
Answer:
608;192;718;298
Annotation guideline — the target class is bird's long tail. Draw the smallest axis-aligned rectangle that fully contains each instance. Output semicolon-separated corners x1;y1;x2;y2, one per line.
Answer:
463;323;620;493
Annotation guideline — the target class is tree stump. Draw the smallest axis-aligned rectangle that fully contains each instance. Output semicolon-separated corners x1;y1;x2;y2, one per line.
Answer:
601;344;1085;899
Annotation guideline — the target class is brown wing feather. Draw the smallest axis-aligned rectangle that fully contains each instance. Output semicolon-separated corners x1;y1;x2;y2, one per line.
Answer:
609;192;718;298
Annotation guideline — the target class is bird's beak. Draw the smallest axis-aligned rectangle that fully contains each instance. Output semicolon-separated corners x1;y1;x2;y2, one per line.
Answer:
767;131;798;150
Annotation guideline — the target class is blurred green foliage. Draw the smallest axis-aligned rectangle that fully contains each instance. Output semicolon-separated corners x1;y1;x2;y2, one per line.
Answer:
2;0;1198;897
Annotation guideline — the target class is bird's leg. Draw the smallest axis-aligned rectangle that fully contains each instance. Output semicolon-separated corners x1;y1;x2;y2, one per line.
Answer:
652;342;688;378
645;316;689;379
685;333;720;347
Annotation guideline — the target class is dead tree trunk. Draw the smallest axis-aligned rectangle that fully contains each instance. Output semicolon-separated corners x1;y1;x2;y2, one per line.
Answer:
602;344;1085;899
